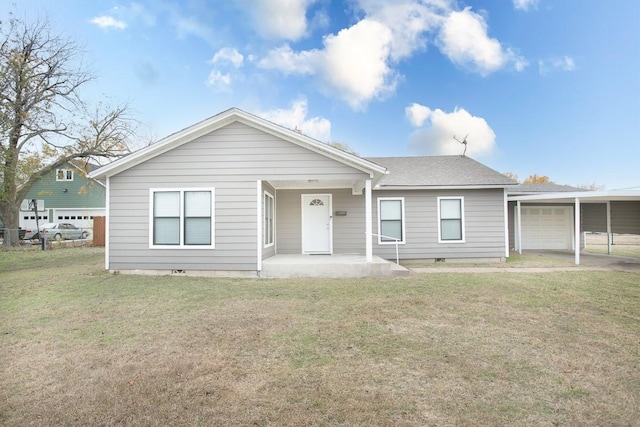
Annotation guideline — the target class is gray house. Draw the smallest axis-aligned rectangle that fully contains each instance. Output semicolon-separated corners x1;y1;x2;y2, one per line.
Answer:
89;108;517;277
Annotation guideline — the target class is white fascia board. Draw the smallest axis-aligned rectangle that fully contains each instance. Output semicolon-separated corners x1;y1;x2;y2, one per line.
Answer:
508;189;640;202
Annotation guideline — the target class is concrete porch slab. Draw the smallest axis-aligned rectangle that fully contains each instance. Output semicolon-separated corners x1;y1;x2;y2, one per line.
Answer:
260;254;410;278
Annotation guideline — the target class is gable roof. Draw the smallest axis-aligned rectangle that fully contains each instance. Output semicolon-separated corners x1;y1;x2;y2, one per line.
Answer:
89;108;387;181
367;156;517;189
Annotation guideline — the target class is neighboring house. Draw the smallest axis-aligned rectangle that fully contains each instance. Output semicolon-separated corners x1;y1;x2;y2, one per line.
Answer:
21;162;106;233
88;108;518;276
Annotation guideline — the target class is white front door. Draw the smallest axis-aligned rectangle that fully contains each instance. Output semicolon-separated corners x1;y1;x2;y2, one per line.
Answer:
302;194;332;254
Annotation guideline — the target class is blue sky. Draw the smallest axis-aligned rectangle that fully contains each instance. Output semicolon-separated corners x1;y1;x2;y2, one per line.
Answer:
4;0;639;188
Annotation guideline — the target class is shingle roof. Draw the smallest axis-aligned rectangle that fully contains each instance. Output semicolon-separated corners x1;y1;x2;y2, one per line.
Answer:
366;155;517;187
508;183;584;194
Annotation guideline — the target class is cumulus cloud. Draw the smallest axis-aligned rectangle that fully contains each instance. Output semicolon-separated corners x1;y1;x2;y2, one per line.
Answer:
406;103;496;157
89;16;127;30
244;0;315;41
437;7;527;75
261;99;331;141
206;48;245;91
539;56;576;75
513;0;538;11
211;47;244;68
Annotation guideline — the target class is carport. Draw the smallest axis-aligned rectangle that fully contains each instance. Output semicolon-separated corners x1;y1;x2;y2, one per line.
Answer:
509;189;640;265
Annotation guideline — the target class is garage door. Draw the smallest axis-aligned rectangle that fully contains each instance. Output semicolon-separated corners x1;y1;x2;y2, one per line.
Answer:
521;206;573;250
52;209;106;229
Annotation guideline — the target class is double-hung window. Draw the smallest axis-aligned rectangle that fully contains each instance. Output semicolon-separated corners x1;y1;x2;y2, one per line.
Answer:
56;169;73;181
264;191;274;247
378;197;405;244
150;188;214;248
438;197;465;243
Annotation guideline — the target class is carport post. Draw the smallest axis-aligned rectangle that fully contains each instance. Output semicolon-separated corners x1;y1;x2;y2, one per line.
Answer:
606;201;612;255
574;198;580;265
516;201;522;254
365;179;373;263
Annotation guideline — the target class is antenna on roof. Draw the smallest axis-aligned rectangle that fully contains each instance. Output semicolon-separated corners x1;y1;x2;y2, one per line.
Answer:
453;134;468;157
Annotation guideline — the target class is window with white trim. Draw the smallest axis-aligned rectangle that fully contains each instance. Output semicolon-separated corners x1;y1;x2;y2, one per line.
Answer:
56;169;73;181
150;188;214;248
264;191;274;247
438;197;465;242
378;197;405;244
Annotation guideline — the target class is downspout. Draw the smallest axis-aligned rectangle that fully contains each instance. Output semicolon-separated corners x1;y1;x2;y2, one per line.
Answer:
257;180;262;274
365;179;372;263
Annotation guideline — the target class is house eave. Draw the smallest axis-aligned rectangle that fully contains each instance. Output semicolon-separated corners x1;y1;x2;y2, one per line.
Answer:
374;184;516;191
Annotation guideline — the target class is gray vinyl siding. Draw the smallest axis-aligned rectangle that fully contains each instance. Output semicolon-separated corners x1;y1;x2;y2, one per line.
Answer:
612;201;640;234
582;203;607;232
108;122;369;271
374;189;506;260
276;189;366;254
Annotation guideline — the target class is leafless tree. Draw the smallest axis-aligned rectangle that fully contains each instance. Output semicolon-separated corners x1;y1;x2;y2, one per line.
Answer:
0;15;134;245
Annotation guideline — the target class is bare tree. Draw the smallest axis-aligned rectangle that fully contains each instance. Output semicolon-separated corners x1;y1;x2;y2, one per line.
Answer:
0;15;134;245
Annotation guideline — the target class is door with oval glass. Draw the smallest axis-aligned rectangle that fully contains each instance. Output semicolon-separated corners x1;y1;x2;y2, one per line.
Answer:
302;194;332;254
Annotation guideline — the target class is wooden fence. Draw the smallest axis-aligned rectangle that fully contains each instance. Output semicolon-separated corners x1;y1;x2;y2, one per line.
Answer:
93;216;106;247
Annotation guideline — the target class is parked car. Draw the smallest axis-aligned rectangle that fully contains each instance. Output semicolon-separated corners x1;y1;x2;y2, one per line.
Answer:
0;220;27;240
38;223;89;241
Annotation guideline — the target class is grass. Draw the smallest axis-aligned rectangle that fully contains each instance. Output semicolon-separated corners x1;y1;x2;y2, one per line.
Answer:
583;233;640;258
1;247;639;426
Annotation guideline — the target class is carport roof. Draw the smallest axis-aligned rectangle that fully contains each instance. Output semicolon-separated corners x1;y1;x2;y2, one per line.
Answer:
508;188;640;203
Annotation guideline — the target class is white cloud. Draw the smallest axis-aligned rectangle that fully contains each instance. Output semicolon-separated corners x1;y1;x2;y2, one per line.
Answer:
244;0;315;41
175;15;215;43
407;103;496;157
513;0;538;11
205;70;232;92
258;44;317;74
89;16;127;30
211;47;244;68
405;102;432;127
539;56;576;75
436;7;527;75
261;99;331;141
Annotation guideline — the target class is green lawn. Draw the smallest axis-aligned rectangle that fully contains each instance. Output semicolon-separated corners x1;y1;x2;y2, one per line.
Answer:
1;247;639;426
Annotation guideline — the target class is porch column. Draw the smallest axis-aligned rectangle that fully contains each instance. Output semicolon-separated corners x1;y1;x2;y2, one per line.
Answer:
503;189;509;258
516;200;522;255
574;198;581;265
365;179;373;262
606;201;612;255
256;180;262;272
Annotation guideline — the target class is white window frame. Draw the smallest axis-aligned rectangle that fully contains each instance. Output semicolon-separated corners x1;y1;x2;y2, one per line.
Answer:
437;196;465;243
56;169;73;181
377;197;406;245
149;188;215;249
263;191;275;248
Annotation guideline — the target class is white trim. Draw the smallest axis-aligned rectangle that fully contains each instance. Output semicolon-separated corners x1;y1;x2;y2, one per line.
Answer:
503;188;509;258
257;181;262;272
365;179;372;262
301;193;333;254
263;190;275;248
437;196;466;243
508;189;640;202
376;197;406;245
105;177;110;270
148;187;215;249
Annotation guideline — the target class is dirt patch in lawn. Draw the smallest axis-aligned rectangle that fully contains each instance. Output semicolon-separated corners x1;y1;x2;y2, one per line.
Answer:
1;248;639;426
